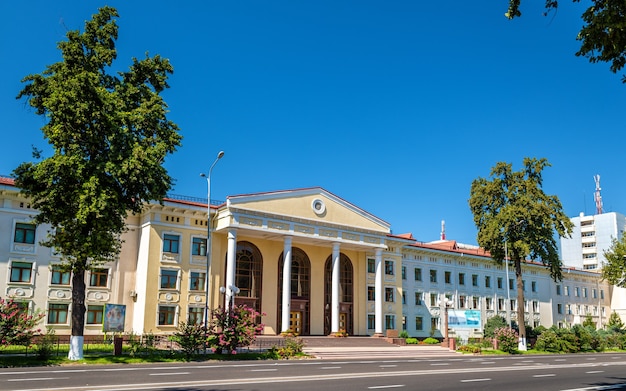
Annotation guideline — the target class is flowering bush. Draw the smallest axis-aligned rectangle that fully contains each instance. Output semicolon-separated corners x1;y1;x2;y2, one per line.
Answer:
209;305;264;354
494;327;518;354
0;298;44;347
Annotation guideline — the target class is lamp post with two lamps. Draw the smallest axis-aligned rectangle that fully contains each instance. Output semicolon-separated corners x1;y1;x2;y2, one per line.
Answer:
439;297;453;348
201;150;225;337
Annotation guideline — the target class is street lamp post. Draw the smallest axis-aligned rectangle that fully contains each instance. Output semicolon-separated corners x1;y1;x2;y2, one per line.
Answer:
440;298;452;348
201;151;224;337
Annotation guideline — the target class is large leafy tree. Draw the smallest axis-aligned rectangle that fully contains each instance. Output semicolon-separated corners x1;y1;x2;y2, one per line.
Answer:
469;157;573;350
505;0;626;83
601;234;626;286
13;6;181;360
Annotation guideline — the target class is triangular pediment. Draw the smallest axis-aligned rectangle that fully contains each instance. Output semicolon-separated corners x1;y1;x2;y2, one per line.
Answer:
226;187;390;233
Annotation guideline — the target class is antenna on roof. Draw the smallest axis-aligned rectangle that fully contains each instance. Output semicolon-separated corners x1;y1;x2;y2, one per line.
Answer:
594;175;603;215
441;220;446;240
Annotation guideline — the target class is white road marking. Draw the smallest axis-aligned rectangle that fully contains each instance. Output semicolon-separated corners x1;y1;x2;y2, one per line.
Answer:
149;372;190;376
461;378;491;383
368;385;405;389
380;365;398;368
585;371;604;374
8;377;69;382
533;374;556;378
248;369;278;372
321;367;342;369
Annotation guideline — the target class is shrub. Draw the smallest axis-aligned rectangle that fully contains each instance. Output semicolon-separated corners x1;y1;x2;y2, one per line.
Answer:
423;337;440;345
34;328;56;360
268;337;304;359
494;327;518;354
0;298;44;347
399;330;409;339
483;316;507;339
209;305;264;354
457;344;481;354
171;322;207;359
405;337;419;344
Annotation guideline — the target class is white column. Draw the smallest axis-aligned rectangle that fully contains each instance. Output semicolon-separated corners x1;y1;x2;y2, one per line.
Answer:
225;228;237;312
281;236;293;333
331;242;341;334
374;248;384;336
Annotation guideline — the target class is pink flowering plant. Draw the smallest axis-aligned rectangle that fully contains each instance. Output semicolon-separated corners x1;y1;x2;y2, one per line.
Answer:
208;304;264;354
494;327;519;354
0;298;44;347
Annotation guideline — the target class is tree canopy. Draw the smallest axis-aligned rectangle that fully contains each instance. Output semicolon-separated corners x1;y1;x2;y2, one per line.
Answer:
13;6;182;359
506;0;626;83
469;157;573;349
602;234;626;287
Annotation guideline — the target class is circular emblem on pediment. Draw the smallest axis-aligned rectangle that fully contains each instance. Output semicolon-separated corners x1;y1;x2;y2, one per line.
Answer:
165;293;173;301
95;292;103;300
311;198;326;215
15;288;24;296
56;291;66;298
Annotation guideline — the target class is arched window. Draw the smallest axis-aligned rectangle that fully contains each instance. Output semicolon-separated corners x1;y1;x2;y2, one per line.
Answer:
234;241;263;310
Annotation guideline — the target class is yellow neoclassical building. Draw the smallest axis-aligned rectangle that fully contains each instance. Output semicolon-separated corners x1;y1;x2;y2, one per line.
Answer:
130;187;401;336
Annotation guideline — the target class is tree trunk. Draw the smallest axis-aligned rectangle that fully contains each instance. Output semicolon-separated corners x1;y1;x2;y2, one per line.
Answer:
514;259;527;351
68;268;86;360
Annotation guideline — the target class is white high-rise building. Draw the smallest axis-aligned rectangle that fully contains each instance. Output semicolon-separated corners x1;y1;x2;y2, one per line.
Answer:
560;212;626;271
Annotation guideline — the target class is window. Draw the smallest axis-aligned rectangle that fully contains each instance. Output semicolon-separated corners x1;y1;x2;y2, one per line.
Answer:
522;280;526;291
415;291;423;305
367;286;375;301
575;287;580;297
601;290;605;300
385;260;394;275
50;265;70;285
402;316;407;330
459;295;467;308
402;291;406;305
531;281;537;292
431;317;439;331
14;223;35;244
444;271;452;284
556;285;562;295
485;297;493;310
368;314;375;329
485;276;491;288
533;301;539;313
385;315;395;330
90;269;108;287
10;261;33;283
508;278;514;290
163;234;180;253
510;299;517;311
160;269;179;289
414;268;422;281
497;277;503;289
189;271;206;291
192;237;207;256
367;258;375;273
472;296;480;309
430;293;438;307
86;305;104;324
592;289;597;299
498;298;505;311
472;274;478;287
557;303;563;314
415;316;424;331
48;303;69;324
401;266;406;280
564;286;570;296
158;305;177;325
429;270;437;283
188;307;203;324
385;287;394;302
583;288;588;298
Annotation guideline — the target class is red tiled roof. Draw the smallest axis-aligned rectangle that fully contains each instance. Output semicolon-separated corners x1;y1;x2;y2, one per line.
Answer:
0;176;15;186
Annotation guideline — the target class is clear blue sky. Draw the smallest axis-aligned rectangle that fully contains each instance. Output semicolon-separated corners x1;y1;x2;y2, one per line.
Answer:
1;1;624;245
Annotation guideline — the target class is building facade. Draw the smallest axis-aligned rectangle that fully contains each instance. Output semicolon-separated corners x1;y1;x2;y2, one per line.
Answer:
0;176;613;338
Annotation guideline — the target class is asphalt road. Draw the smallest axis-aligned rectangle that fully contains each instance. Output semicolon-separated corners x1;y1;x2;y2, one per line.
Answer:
2;353;626;391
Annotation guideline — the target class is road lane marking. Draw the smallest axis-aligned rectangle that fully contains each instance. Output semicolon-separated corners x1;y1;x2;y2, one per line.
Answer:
461;378;491;383
480;362;496;364
430;363;449;366
248;369;278;372
368;385;405;389
380;365;398;368
586;371;604;374
321;367;342;369
8;377;69;382
149;372;190;376
533;374;556;377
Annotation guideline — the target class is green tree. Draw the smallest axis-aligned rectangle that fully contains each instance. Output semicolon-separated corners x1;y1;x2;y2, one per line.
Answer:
483;315;508;339
602;235;626;287
469;157;573;350
505;1;626;83
607;311;625;332
0;298;44;347
13;7;181;360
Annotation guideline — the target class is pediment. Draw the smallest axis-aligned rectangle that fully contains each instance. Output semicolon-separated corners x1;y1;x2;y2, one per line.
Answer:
226;187;390;233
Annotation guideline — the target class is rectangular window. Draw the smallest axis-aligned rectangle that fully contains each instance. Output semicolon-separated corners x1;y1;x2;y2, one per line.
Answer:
160;269;179;289
188;307;203;325
459;295;467;308
402;316;407;330
531;281;537;292
485;297;493;310
86;305;104;324
522;280;526;291
10;261;33;283
458;273;465;286
601;290;605;300
444;271;452;284
158;305;176;325
192;237;207;256
497;277;503;289
575;287;580;297
48;303;69;324
51;265;71;285
508;278;514;290
583;288;588;298
415;316;424;331
163;234;180;254
557;303;563;314
367;286;375;301
510;299;517;311
402;292;406;305
472;274;478;287
472;296;480;309
498;298;505;311
14;223;36;244
385;315;395;330
414;268;422;281
592;289;597;299
431;317;439;331
385;260;394;275
564;286;570;296
385;287;394;302
90;269;108;287
556;285;562;295
367;314;375;329
429;270;437;283
533;301;539;313
415;292;423;305
430;293;438;307
367;258;375;273
485;276;491;288
189;271;206;291
401;266;406;280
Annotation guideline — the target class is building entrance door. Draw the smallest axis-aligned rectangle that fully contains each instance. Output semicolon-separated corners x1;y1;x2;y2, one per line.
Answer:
339;312;347;332
290;311;303;335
